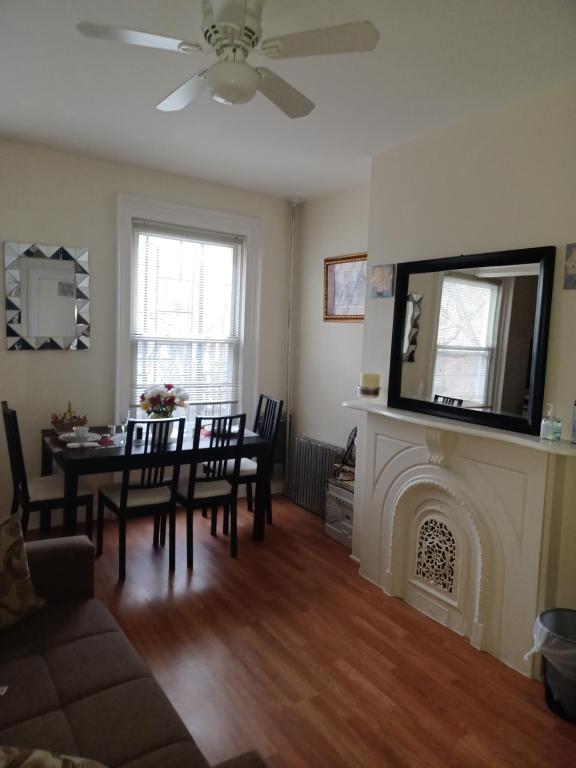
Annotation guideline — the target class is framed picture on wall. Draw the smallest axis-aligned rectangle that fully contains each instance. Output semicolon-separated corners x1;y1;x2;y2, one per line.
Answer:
323;253;367;322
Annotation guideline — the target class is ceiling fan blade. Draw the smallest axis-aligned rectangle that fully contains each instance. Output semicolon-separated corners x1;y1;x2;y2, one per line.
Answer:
260;21;379;59
156;72;208;112
257;68;314;119
206;0;247;30
76;21;202;54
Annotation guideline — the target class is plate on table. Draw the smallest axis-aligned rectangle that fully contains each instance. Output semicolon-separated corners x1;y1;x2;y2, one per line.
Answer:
58;432;101;443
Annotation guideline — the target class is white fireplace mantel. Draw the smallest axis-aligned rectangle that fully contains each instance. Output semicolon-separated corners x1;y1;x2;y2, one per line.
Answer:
343;397;576;456
343;397;576;676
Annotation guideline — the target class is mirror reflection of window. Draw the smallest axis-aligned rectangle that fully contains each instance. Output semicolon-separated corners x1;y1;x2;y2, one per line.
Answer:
431;276;499;408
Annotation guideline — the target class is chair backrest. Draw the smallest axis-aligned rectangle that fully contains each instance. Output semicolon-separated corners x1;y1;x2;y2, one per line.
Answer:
120;417;185;509
1;401;29;502
186;413;246;498
253;395;284;463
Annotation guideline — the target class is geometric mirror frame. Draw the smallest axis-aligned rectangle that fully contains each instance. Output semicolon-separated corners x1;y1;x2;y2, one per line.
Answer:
5;242;90;351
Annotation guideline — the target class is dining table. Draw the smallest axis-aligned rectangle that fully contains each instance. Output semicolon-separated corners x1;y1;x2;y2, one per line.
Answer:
40;426;271;540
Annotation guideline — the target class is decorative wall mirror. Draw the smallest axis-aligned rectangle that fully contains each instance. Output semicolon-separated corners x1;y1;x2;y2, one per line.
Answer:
388;246;555;435
4;242;90;350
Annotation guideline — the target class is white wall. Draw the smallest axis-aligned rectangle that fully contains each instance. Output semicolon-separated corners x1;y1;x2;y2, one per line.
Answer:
363;81;576;427
0;138;291;516
362;80;576;605
292;185;370;448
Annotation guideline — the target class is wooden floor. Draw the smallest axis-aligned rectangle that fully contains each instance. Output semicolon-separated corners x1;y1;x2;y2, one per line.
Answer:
94;496;576;768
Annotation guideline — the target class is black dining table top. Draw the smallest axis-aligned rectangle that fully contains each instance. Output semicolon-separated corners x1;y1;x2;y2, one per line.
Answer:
42;427;268;471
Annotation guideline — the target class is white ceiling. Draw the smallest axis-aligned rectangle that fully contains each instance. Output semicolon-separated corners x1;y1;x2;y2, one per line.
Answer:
1;0;576;199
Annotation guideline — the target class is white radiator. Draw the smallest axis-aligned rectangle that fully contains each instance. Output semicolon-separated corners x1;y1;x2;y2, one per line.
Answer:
288;436;343;517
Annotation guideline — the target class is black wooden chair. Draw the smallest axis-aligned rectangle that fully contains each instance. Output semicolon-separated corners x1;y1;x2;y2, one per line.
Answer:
237;395;283;524
96;416;185;580
1;400;94;537
175;414;246;567
433;394;463;407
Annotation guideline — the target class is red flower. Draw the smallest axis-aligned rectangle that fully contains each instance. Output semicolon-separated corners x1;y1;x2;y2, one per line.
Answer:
140;394;145;401
164;383;174;391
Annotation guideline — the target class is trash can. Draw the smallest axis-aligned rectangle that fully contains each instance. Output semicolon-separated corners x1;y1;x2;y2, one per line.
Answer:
525;609;576;722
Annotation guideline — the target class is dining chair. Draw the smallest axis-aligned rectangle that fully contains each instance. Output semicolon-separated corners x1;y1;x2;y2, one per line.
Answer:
433;394;464;407
237;394;283;524
1;401;94;537
175;414;246;567
96;416;185;580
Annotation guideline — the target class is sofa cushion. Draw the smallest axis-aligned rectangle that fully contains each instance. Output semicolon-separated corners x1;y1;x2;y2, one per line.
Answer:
120;742;209;768
44;632;149;705
0;711;78;755
0;745;106;768
0;654;59;730
65;678;207;768
0;516;44;630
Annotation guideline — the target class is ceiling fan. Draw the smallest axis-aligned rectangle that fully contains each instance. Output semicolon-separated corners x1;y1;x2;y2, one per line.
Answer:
76;0;379;118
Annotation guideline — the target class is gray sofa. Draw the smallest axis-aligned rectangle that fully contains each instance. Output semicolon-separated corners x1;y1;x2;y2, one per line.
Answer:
0;536;265;768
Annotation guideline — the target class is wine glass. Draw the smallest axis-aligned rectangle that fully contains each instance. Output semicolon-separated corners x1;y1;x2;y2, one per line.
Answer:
119;410;132;444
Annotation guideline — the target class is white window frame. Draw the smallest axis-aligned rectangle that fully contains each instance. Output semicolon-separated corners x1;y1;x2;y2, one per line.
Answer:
431;274;500;405
116;194;261;422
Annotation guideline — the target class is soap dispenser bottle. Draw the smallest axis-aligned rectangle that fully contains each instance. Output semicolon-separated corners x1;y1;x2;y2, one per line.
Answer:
540;403;556;441
540;403;562;440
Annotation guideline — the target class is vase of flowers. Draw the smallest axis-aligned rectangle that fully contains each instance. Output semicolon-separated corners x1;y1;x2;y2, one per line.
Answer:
140;384;189;418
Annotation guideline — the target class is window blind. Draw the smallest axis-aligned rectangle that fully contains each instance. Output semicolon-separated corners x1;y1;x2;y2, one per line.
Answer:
131;221;242;417
432;276;499;404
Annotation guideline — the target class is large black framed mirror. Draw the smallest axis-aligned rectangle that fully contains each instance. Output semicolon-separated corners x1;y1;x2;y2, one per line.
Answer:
388;246;555;435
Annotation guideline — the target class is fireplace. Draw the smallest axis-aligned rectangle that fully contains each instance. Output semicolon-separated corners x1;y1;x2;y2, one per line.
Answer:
345;399;575;676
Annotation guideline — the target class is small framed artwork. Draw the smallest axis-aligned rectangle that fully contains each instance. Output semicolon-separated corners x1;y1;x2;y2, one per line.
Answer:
323;253;367;321
370;264;395;298
564;243;576;289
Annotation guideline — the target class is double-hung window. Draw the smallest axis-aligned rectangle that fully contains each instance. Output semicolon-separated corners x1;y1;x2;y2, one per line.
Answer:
432;275;499;404
131;220;243;417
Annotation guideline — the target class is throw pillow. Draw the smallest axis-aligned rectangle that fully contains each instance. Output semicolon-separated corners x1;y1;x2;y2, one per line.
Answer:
0;747;107;768
0;516;44;629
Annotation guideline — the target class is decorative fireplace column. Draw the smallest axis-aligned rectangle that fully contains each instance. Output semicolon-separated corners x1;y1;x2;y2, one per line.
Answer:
344;398;576;677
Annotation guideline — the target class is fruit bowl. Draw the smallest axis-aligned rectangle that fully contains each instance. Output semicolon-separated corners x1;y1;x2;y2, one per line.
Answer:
51;403;88;434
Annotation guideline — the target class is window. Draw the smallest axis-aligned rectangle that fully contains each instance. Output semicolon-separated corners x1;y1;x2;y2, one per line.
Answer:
131;221;243;417
432;275;499;404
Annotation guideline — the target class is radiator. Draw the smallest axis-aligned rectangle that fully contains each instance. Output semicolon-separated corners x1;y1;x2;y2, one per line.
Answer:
288;436;343;518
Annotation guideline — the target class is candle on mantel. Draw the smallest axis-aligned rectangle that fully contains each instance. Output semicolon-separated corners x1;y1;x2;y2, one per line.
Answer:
361;373;380;389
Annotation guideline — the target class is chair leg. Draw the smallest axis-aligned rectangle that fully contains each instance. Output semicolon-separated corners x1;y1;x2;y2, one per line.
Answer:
230;502;238;558
210;504;218;537
96;495;104;556
246;481;253;512
169;507;176;573
40;507;51;533
266;479;273;525
160;512;166;547
223;504;229;536
85;498;93;540
201;506;208;518
153;515;160;548
118;517;127;581
186;508;193;569
21;506;30;536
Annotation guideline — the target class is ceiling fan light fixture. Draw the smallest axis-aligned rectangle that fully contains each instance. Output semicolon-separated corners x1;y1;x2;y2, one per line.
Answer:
205;61;258;104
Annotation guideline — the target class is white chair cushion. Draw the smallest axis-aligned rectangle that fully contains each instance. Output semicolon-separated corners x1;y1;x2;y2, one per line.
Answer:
212;458;257;478
28;476;93;503
178;477;232;501
99;483;171;508
237;458;257;477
